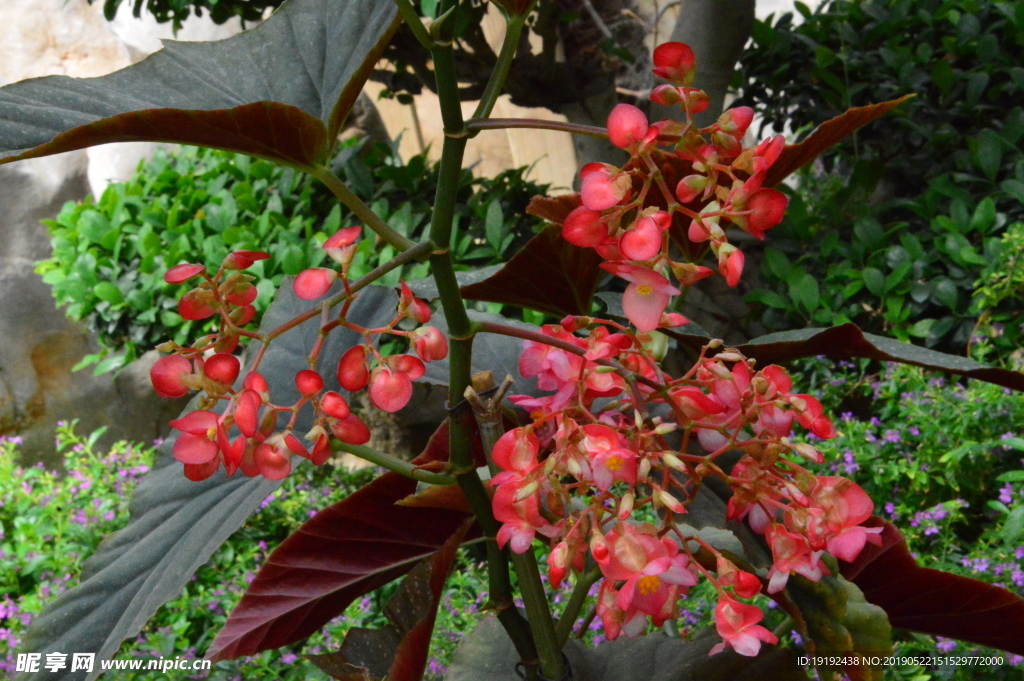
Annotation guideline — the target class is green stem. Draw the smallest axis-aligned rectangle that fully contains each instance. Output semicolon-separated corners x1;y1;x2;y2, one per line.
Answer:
310;167;417;252
554;566;601;648
466;118;609;138
427;1;561;676
331;441;456;485
391;0;435;49
471;14;528;121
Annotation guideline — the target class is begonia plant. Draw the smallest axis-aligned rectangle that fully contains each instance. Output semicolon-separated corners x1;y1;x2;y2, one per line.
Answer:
2;1;1024;680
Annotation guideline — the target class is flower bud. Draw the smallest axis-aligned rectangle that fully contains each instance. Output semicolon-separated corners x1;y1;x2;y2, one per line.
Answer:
617;492;635;520
514;480;539;502
662;452;686;471
638;457;651;482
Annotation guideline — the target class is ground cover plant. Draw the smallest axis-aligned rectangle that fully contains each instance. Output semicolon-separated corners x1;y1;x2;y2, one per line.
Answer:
735;0;1024;352
2;0;1024;679
35;142;546;375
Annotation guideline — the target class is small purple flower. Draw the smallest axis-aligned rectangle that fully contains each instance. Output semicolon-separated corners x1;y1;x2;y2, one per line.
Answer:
1000;484;1015;505
935;637;956;652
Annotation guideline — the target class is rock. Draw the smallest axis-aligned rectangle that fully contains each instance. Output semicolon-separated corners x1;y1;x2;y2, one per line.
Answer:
0;0;236;467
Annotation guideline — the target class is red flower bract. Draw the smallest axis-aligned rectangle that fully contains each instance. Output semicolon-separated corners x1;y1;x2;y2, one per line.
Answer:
164;263;205;284
150;355;193;398
204;353;240;386
293;268;337;300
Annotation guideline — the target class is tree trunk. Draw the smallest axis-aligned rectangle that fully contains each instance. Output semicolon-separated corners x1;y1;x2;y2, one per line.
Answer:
652;0;755;126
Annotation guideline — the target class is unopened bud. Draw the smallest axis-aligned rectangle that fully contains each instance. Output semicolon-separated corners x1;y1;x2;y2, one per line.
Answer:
543;455;559;475
793;442;824;464
714;351;744;362
707;339;724;349
514;481;539;502
656;489;686;513
617;492;635;520
567;456;583;478
594;365;618;374
662;453;686;471
653;422;678;436
638;458;651;481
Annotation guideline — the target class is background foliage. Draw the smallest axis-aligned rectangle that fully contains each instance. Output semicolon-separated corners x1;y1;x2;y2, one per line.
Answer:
735;0;1024;354
35;142;547;374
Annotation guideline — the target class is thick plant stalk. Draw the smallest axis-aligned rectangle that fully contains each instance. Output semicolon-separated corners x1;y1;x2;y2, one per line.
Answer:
426;2;563;677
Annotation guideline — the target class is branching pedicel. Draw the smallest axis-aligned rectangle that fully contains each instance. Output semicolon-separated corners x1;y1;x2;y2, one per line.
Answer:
147;40;881;663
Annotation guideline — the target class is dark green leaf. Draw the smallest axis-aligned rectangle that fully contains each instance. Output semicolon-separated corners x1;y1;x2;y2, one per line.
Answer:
19;283;398;679
862;267;885;296
975;129;1003;181
1003;507;1024;544
0;0;399;169
445;615;808;681
671;323;1024;392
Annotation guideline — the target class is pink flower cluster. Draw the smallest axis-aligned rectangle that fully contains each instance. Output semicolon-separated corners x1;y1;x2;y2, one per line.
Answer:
561;42;789;332
149;235;447;482
491;318;879;657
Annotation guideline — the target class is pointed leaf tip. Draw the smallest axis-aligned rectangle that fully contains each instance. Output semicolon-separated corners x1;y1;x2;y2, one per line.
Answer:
0;0;399;169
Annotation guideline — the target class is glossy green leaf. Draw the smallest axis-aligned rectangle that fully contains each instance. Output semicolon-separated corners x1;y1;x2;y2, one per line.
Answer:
0;0;399;170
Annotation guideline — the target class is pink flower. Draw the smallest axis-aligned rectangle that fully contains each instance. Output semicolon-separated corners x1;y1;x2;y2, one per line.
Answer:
562;207;608;247
709;597;778;657
151;355;193;398
398;281;432;323
492;482;558;554
810;477;883;562
651;42;696;85
607;104;653;152
580;163;632;210
169;410;224;465
600;524;697;621
293;268;338;300
323;226;362;266
410;326;448;362
580;424;636;491
491;428;540;478
600;263;680;332
765;524;827;593
618;212;670;261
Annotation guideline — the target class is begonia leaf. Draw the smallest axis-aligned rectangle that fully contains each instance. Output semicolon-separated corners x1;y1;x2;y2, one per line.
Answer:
305;519;472;680
0;0;398;170
764;95;915;187
786;572;891;681
208;421;477;661
842;518;1024;655
459;226;604;317
445;615;808;681
667;323;1024;392
17;282;397;681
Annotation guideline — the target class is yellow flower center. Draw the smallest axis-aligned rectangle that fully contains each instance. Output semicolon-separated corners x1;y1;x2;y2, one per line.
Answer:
636;284;653;296
529;410;545;422
637;575;661;595
605;455;623;471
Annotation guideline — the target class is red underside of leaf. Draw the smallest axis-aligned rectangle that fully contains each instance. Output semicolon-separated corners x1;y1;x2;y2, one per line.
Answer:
843;517;1024;655
764;95;916;187
207;422;476;661
387;520;472;681
4;102;329;171
460;225;605;317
